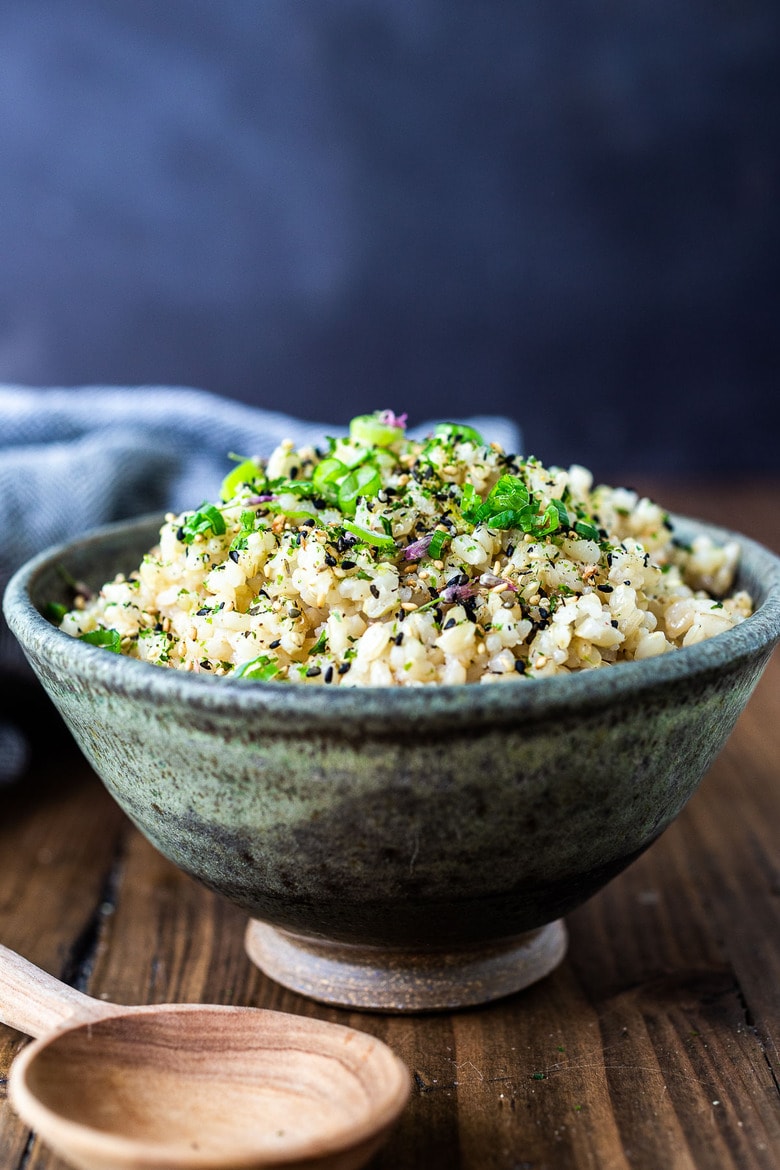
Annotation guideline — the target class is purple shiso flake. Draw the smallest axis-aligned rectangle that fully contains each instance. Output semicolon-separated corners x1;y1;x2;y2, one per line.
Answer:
440;581;480;603
403;532;434;561
248;493;275;504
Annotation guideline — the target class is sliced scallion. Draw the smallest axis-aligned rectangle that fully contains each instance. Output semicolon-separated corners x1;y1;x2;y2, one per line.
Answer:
342;519;396;549
337;464;381;515
349;412;406;448
434;422;485;445
220;457;263;501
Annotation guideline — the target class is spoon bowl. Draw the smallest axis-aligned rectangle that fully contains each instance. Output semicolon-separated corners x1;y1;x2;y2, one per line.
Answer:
0;946;410;1170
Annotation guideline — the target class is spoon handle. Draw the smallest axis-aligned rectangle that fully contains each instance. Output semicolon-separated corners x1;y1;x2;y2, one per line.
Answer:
0;945;114;1039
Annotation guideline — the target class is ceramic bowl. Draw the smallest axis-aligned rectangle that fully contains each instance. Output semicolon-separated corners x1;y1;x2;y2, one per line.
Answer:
5;514;780;1012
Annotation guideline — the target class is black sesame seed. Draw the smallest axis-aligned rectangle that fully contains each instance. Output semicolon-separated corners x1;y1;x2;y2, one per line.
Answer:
369;584;380;598
611;619;619;628
176;526;185;541
196;607;210;616
514;660;525;673
229;550;240;563
287;607;301;618
324;554;337;567
324;665;334;683
306;665;321;677
199;660;212;670
597;584;614;593
443;618;456;630
338;662;351;675
341;560;357;570
506;543;515;557
394;631;404;645
269;638;282;649
302;517;315;526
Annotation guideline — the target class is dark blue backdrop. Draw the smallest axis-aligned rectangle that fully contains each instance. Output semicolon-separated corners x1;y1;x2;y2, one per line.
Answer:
1;1;778;473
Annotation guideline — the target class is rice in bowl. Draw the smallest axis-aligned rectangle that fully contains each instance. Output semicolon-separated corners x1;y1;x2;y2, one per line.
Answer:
57;412;753;686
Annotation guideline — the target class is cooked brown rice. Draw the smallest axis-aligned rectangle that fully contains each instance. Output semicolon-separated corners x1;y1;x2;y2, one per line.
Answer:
59;412;753;685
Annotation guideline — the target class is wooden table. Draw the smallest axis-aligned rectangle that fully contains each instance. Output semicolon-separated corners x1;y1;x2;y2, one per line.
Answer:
1;480;779;1170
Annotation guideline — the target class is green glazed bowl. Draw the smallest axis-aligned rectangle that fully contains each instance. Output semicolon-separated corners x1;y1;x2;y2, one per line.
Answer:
4;514;780;1011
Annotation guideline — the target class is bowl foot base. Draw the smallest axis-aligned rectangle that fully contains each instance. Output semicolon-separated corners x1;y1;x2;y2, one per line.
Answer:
244;918;567;1012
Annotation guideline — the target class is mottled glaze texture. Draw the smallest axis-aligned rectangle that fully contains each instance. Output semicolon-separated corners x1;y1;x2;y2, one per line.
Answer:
5;515;780;952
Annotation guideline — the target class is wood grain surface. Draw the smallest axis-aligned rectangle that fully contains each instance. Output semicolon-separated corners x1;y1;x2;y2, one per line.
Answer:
1;479;778;1170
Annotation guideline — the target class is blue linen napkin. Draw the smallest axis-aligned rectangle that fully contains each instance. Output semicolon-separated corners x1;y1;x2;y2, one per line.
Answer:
0;385;521;783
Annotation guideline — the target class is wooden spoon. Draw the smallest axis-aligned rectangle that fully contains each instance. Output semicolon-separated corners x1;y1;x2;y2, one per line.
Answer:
0;945;410;1170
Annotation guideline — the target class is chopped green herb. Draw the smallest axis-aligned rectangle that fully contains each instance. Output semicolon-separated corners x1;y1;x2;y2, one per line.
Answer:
309;629;328;655
462;475;566;539
233;654;280;682
180;503;227;543
47;602;69;623
230;509;261;551
79;628;122;653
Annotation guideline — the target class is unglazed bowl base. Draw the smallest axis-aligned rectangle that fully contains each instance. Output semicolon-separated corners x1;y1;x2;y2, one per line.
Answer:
244;919;568;1013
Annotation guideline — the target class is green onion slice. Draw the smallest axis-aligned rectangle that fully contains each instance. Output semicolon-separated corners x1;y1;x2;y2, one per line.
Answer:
434;422;485;446
337;464;381;515
312;457;349;502
574;520;600;541
342;520;396;549
349;412;406;448
220;457;263;501
427;530;449;559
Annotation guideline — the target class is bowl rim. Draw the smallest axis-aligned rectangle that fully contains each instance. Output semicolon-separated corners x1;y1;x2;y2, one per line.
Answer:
4;510;780;730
